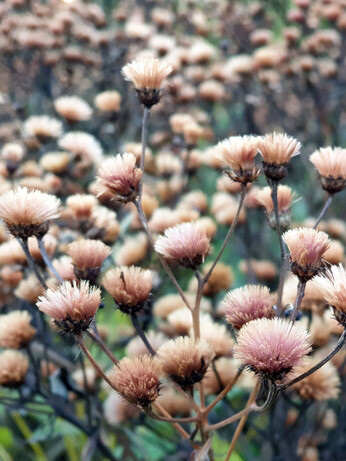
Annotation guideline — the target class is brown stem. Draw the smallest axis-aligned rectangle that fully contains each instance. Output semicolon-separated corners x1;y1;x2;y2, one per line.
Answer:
313;194;333;229
203;183;247;284
17;238;48;289
137;106;150;203
37;236;64;284
289;280;306;324
86;329;119;366
149;405;199;424
130;313;156;356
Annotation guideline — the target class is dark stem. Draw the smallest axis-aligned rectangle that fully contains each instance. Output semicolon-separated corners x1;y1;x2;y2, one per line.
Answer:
203;183;247;284
313;194;333;229
37;236;64;284
17;238;48;289
79;354;93;427
289;280;306;324
138;106;151;203
279;329;346;391
86;328;119;366
130;313;156;356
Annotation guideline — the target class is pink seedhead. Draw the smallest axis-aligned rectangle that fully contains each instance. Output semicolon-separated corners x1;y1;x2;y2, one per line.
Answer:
68;239;111;282
256;185;294;231
310;147;346;194
221;285;275;330
234;318;311;382
283;228;330;282
37;281;101;334
154;221;210;269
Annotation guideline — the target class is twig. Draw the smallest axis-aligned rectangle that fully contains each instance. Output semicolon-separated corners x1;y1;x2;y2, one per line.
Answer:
313;194;333;229
130;313;156;356
137;106;150;203
37;236;64;283
289;280;306;324
17;238;48;289
86;329;119;365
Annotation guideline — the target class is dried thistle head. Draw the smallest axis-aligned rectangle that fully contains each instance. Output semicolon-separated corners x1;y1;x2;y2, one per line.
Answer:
122;58;173;107
94;91;122;112
114;233;148;266
0;311;36;349
66;194;97;221
40;152;71;174
310;147;346;194
68;239;111;282
108;355;161;409
258;132;301;180
221;285;275;330
203;357;240;395
195;316;235;358
96;153;142;203
214;135;260;183
157;336;215;389
256;185;295;231
283;228;330;282
58;132;103;167
23;115;63;142
15;275;46;303
54;96;92;122
36;281;101;334
0;187;61;238
234;318;311;382
102;266;152;314
0;350;29;388
154;221;210;269
104;391;139;425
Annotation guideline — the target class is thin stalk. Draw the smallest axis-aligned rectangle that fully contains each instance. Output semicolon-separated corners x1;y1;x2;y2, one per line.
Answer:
138;106;150;203
130;313;155;356
17;238;48;289
204;365;245;414
148;406;199;424
75;335;115;390
279;329;346;391
134;199;192;309
224;380;260;461
37;236;64;283
86;329;119;365
79;355;93;427
289;280;306;324
192;270;204;339
313;194;333;229
204;183;247;284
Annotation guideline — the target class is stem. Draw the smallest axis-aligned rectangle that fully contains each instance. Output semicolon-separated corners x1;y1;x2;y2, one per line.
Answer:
79;355;93;427
138;106;150;203
17;238;48;289
313;194;333;229
192;270;204;339
204;365;245;414
75;335;115;390
37;236;64;283
134;199;192;309
204;183;247;284
130;313;156;356
224;380;260;461
289;280;306;324
279;329;346;391
149;405;199;423
86;329;119;365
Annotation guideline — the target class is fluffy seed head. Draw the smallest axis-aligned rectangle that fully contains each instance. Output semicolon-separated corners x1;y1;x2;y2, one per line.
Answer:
234;318;311;381
157;336;215;389
68;239;111;282
221;285;275;329
154;221;210;269
58;132;103;166
214;136;260;183
109;355;161;409
256;185;295;230
0;187;61;238
310;147;346;193
66;194;97;220
102;266;152;314
36;281;101;334
0;311;36;349
54;96;92;122
283;228;330;281
94;91;122;112
0;350;29;388
23;115;63;141
258;132;301;180
96;153;142;203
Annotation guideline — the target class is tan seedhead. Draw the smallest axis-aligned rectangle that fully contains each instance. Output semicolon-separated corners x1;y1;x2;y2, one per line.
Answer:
310;147;346;194
68;239;111;282
54;96;92;122
0;311;36;349
0;350;29;388
256;185;295;231
23;116;63;142
94;91;122;112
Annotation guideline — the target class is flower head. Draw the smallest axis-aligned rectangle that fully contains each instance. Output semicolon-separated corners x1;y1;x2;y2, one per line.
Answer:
102;266;152;314
54;96;92;122
258;133;301;180
0;350;29;388
256;185;295;231
0;311;36;349
96;153;142;203
234;318;311;382
122;58;173;107
283;228;330;282
154;221;210;269
214;136;260;183
221;285;275;330
58;132;103;167
23;115;63;142
36;281;101;334
94;91;122;112
109;355;161;409
310;147;346;194
0;187;61;238
157;336;215;389
68;239;111;282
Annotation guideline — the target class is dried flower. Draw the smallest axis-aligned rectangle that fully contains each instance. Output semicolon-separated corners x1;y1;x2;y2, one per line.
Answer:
58;132;103;167
104;391;139;425
196;316;234;358
258;133;301;180
0;187;61;238
256;185;295;231
154;221;210;269
96;153;142;203
102;266;152;314
234;318;311;382
115;232;148;266
214;136;260;183
203;357;239;395
122;58;173;107
54;96;92;122
157;337;215;389
0;311;36;349
94;91;122;112
221;285;275;330
283;228;330;282
23;116;63;142
309;147;346;194
108;355;161;409
36;281;101;334
156;387;192;416
66;194;97;221
0;350;29;388
68;239;111;282
15;275;46;303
